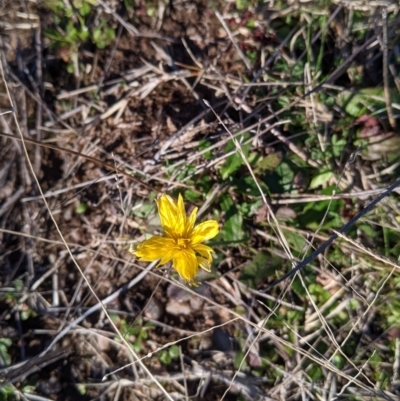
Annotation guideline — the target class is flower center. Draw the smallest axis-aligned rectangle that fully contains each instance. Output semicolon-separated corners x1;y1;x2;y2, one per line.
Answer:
176;238;189;249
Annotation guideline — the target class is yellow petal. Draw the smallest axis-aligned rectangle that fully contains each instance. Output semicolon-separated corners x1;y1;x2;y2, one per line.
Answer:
197;256;211;272
172;249;198;282
185;206;198;235
190;220;219;245
157;194;186;239
192;243;214;262
175;194;187;236
131;236;176;265
156;195;177;236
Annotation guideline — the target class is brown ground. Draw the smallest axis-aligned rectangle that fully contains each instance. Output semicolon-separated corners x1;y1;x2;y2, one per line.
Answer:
1;0;400;400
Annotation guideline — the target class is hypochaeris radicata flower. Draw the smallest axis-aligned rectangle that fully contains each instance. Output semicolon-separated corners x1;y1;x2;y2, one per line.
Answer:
130;194;219;285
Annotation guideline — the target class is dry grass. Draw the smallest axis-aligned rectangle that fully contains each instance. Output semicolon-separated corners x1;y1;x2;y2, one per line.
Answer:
1;1;400;400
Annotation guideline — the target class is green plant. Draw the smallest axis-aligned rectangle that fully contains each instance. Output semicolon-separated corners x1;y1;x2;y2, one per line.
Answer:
159;345;179;365
44;0;115;72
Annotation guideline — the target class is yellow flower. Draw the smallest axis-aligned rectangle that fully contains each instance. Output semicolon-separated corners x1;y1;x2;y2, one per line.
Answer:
130;194;219;285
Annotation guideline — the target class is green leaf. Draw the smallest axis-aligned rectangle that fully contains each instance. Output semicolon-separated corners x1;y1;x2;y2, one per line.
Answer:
290;282;305;299
220;193;234;212
309;283;330;303
78;2;91;16
220;149;243;180
337;88;400;118
0;385;15;401
66;63;75;74
176;164;196;181
169;345;180;359
235;175;269;198
240;251;282;288
264;162;294;193
131;202;154;218
234;350;247;370
75;203;88;214
132;336;143;353
220;213;245;242
237;197;262;217
369;351;382;370
13;279;23;292
76;384;86;395
307;364;323;382
284;230;306;253
199;140;212;160
331;134;347;157
309;171;334;189
22;385;36;394
219;135;251;180
183;189;201;201
159;350;171;365
253;152;283;173
0;338;12;365
236;0;250;10
92;26;115;49
219;194;245;242
358;224;376;238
